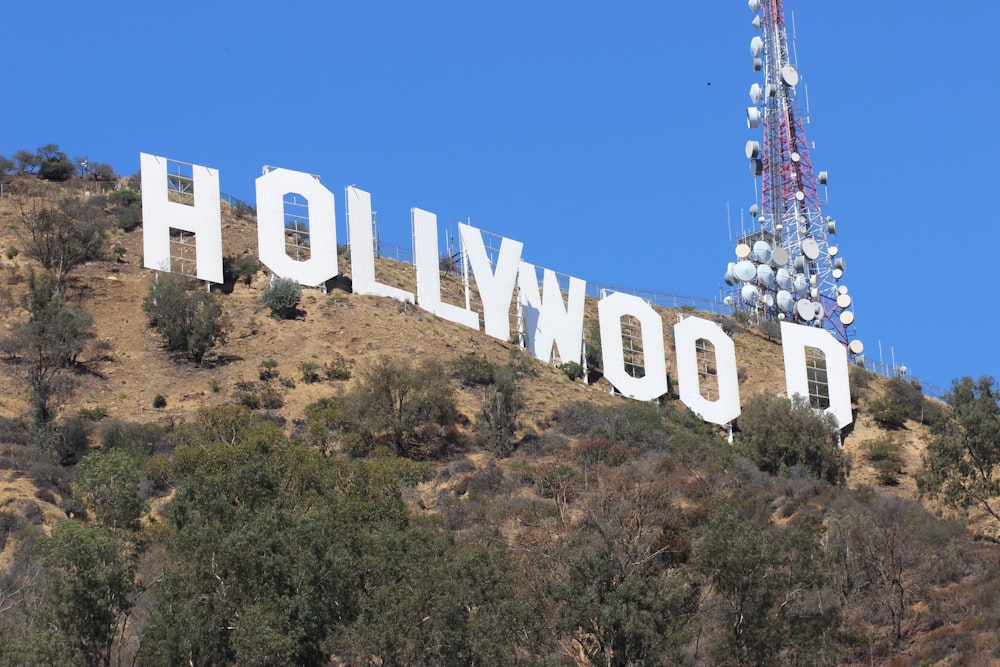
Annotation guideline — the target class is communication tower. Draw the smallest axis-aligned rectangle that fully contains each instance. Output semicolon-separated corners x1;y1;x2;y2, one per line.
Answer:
723;0;863;357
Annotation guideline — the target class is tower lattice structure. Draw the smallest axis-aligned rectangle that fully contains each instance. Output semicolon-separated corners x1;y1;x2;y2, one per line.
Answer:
724;0;862;356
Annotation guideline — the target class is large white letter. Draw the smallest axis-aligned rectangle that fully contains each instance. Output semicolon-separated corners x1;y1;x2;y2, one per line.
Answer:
598;292;668;401
780;321;853;428
518;262;586;364
412;208;478;329
256;167;338;287
346;186;414;302
140;153;223;283
673;316;740;425
459;223;523;341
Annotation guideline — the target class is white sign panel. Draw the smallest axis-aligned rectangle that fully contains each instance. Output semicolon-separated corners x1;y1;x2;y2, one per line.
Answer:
673;316;740;425
412;208;478;330
598;292;669;401
459;223;522;341
781;321;853;428
346;186;414;302
518;263;586;365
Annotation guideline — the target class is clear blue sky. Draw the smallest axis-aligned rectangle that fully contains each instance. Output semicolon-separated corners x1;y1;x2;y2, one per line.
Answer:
2;1;997;394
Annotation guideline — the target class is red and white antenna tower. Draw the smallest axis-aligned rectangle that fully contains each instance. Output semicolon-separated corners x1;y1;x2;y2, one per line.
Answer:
724;0;863;357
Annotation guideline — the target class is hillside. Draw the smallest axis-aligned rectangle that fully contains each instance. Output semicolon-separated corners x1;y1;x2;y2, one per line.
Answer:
1;174;998;666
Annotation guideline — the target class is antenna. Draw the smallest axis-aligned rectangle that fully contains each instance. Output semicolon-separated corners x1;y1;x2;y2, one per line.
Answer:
721;0;861;355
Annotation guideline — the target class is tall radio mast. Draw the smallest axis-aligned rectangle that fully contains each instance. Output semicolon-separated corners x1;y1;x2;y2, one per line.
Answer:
723;0;863;357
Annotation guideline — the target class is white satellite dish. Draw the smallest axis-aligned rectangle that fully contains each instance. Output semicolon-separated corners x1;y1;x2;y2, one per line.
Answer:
750;158;763;176
750;36;763;57
724;264;736;286
826;217;837;234
837;293;852;308
801;238;820;260
832;268;843;280
791;152;800;162
764;293;774;307
753;57;763;71
749;83;763;104
776;267;792;290
771;246;790;266
741;284;760;304
781;64;799;86
793;255;805;272
752;240;772;263
814;302;825;320
837;285;848;295
748;0;761;12
840;310;855;325
749;204;760;217
818;171;829;184
776;289;794;312
747;107;762;128
834;257;846;271
796;299;816;320
724;295;735;306
745;140;761;158
795;190;805;201
752;14;762;29
828;245;839;256
809;287;819;299
849;339;864;354
756;263;775;287
793;273;808;295
735;243;751;259
735;260;757;282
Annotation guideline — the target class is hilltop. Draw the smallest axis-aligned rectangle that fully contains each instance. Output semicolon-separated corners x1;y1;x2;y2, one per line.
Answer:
1;173;998;666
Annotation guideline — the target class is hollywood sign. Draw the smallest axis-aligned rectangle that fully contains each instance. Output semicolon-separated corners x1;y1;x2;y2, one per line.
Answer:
139;153;851;428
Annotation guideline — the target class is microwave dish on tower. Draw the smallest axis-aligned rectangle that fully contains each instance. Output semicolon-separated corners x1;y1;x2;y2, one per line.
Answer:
723;0;861;354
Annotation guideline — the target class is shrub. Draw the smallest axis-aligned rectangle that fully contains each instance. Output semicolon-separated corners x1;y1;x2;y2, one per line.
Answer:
258;358;279;381
324;354;352;380
475;366;522;457
736;392;847;485
561;361;584;381
863;437;904;486
152;394;167;409
451;354;498;386
300;361;321;383
230;254;261;287
261;277;302;319
142;275;227;363
871;400;909;429
78;406;109;421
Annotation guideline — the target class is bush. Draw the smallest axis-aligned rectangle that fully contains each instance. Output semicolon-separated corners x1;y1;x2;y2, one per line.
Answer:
262;277;302;319
152;394;167;409
451;354;498;386
300;361;321;383
142;275;227;363
475;366;522;457
736;392;848;485
863;437;904;485
561;361;584;381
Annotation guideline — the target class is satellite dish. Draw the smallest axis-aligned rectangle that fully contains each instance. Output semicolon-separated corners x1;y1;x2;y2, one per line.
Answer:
745;140;761;158
747;107;762;128
793;255;805;272
849;339;864;354
818;171;829;184
781;64;799;86
749;203;760;217
749;83;763;104
839;310;855;325
791;152;800;162
837;293;852;308
735;243;751;259
753;57;763;71
724;264;736;286
771;246;790;266
809;287;819;299
756;263;775;287
793;273;808;295
796;299;816;321
735;260;757;282
748;0;761;11
801;238;820;260
752;240;772;263
828;245;839;256
766;83;777;97
764;293;774;307
724;295;735;306
795;190;805;201
837;285;848;295
752;14;762;29
776;289;795;312
827;218;837;234
834;257;846;271
776;268;792;290
832;268;843;280
814;302;825;320
750;158;763;176
750;36;764;57
741;284;760;304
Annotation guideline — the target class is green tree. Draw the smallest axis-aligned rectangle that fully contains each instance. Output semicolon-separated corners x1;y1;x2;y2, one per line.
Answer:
16;200;109;286
1;270;93;425
13;148;40;174
142;275;227;363
73;449;147;533
917;375;1000;523
736;392;847;484
35;520;136;667
475;364;522;457
261;276;302;318
36;144;77;181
